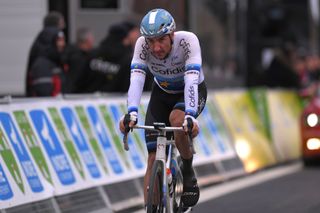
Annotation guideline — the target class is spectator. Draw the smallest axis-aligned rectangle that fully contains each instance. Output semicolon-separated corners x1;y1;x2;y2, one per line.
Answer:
25;11;65;96
79;21;146;93
263;41;301;89
28;28;67;96
64;27;95;93
297;53;320;98
43;11;65;30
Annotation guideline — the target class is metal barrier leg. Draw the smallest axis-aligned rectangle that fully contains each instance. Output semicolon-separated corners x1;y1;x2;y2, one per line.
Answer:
97;186;113;212
50;197;62;213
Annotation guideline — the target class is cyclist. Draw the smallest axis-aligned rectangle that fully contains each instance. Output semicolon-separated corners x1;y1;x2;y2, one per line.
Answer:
119;8;207;209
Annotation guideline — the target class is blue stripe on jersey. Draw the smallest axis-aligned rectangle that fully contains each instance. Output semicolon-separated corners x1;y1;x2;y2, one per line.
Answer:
156;78;184;91
155;76;184;85
131;63;148;72
155;75;185;91
174;102;185;109
155;75;184;83
185;64;201;72
128;106;138;113
185;109;196;117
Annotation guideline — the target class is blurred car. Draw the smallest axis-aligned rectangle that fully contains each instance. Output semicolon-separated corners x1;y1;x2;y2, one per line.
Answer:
300;95;320;165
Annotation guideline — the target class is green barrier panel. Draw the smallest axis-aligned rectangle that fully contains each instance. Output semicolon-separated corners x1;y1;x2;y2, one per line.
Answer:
248;88;272;141
0;125;24;193
213;90;277;172
119;103;147;161
13;110;52;184
267;90;303;161
75;105;109;175
49;107;85;179
99;104;132;169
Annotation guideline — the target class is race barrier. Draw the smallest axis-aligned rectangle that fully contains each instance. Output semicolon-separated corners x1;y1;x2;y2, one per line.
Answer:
0;89;302;212
212;88;302;172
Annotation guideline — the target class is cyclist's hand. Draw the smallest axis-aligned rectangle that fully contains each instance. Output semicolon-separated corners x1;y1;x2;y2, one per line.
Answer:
119;112;138;134
183;115;199;138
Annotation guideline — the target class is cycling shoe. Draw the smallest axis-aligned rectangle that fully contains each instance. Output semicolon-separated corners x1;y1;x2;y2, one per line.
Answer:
181;167;200;207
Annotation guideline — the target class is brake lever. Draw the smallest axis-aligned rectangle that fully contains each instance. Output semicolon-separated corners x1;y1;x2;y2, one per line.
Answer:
186;117;196;154
188;132;196;154
122;114;132;151
123;133;129;151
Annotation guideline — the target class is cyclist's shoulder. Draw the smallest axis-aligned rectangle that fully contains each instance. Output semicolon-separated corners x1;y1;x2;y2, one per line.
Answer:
174;31;199;40
133;36;148;50
136;36;145;43
132;36;149;59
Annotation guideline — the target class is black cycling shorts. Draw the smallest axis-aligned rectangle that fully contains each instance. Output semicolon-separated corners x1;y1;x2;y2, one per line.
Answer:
144;81;207;153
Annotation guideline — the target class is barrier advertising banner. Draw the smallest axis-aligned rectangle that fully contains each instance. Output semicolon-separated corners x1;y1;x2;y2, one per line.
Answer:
213;90;277;172
0;107;53;209
0;89;301;209
194;100;238;165
267;90;302;161
248;88;272;141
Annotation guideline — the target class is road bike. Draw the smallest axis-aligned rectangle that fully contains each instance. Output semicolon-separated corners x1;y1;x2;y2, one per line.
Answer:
123;122;195;213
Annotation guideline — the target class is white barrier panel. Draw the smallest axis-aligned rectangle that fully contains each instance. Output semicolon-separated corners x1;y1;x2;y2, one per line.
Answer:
0;107;53;209
0;93;242;209
194;100;239;165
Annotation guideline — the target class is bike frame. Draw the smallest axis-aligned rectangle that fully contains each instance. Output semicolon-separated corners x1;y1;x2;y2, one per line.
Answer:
123;122;188;212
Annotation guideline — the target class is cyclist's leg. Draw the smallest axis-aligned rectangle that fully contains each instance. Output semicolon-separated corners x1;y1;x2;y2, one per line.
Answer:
170;109;199;208
169;81;207;207
144;152;156;204
169;109;192;159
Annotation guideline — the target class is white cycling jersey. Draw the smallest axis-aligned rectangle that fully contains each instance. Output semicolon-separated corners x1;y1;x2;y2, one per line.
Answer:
127;31;205;117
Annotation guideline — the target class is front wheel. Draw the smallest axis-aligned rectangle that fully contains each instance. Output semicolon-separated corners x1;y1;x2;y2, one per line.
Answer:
175;156;185;212
146;160;165;213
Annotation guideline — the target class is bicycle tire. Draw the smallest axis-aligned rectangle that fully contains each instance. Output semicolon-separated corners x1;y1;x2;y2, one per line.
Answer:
174;156;185;212
146;160;165;213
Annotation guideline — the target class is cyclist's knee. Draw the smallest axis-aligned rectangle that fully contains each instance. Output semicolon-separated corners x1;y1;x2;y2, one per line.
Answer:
169;110;184;127
147;152;156;169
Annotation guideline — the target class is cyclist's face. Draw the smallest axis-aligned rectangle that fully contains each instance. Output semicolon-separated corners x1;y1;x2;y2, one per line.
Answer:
146;34;173;59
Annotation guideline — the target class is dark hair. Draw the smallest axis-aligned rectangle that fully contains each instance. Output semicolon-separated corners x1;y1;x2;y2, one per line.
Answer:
43;11;64;28
76;27;92;44
108;21;137;40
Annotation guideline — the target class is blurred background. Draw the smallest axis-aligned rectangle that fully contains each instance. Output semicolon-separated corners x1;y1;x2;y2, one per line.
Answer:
1;1;320;212
0;0;319;96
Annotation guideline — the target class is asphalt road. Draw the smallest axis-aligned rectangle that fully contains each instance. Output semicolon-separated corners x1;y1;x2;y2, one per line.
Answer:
193;162;320;213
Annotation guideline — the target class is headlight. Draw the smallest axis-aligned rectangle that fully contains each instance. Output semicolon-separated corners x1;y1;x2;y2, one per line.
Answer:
307;138;320;150
307;113;318;127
